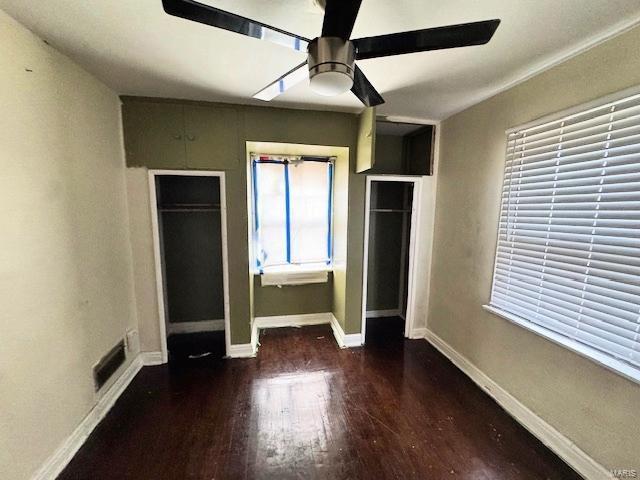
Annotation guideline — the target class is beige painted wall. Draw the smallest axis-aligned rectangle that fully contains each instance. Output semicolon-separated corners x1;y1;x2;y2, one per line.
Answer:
412;131;440;332
125;168;161;352
0;10;138;480
428;25;640;471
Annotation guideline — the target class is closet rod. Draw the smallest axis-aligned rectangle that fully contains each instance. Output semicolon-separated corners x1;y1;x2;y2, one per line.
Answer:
160;203;220;208
160;208;220;213
370;208;411;213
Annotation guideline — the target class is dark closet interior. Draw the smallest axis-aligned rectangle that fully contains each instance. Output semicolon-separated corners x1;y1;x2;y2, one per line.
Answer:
371;121;435;176
366;181;413;340
156;175;226;361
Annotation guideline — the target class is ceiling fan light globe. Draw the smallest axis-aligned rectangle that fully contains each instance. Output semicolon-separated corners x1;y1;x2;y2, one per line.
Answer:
309;70;353;96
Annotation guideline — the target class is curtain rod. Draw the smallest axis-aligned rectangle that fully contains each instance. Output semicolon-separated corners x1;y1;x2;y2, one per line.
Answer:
250;153;336;162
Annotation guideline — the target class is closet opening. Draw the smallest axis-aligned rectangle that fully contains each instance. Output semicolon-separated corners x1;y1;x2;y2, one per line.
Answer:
361;176;422;344
149;171;230;364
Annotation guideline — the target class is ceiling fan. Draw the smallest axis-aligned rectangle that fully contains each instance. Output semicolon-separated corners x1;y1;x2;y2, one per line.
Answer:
162;0;500;107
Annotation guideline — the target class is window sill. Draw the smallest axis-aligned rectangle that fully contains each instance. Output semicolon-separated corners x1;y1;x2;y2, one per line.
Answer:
256;265;332;287
482;304;640;386
253;264;332;274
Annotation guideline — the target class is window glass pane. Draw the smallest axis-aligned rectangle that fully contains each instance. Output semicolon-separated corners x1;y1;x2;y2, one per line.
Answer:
288;161;331;264
254;162;287;267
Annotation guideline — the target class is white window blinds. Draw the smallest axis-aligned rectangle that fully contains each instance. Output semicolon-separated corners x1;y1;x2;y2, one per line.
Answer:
490;90;640;374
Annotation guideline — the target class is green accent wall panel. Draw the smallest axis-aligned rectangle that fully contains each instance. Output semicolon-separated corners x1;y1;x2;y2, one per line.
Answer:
121;97;366;344
253;275;333;318
122;101;186;169
184;104;239;170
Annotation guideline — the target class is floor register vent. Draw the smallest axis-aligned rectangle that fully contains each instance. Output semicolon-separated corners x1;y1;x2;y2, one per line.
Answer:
93;340;126;391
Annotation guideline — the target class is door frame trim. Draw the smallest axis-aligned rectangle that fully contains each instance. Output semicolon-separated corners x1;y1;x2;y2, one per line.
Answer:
361;175;423;342
148;169;231;362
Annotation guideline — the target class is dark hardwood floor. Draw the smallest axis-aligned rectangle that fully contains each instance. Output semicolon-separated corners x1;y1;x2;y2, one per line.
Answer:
58;317;581;479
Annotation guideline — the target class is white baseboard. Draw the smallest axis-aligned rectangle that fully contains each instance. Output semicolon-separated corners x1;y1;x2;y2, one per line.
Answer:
254;312;332;329
226;343;256;358
366;308;401;318
409;327;426;339
252;313;363;350
167;319;224;334
251;318;260;355
31;355;144;480
140;351;164;366
249;313;335;356
424;330;613;480
330;314;363;348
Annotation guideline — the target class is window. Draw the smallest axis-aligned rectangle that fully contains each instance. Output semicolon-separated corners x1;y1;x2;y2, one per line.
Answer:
488;88;640;381
251;154;333;272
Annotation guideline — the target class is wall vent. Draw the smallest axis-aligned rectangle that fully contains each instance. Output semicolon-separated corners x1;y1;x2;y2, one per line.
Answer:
93;340;126;391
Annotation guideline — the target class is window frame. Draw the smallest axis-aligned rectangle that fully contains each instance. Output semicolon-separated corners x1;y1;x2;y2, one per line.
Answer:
250;154;335;273
485;85;640;385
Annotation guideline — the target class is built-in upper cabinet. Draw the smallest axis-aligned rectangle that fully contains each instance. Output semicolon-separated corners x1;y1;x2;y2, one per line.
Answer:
356;107;377;173
367;120;436;176
121;99;239;170
122;101;186;169
183;104;239;170
402;124;435;176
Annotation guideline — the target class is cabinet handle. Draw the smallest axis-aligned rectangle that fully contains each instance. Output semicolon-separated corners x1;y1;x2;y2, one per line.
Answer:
186;135;196;141
172;134;182;140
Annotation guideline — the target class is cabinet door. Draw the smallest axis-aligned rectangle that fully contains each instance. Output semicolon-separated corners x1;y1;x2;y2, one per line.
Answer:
121;101;186;169
184;105;240;170
356;106;376;173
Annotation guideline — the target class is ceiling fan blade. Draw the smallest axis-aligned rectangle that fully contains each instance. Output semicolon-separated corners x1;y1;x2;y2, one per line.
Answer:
253;61;309;101
351;65;384;107
162;0;310;52
352;19;500;60
321;0;362;40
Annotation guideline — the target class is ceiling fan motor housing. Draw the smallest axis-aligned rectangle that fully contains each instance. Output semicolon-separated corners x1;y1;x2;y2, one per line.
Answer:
308;37;355;95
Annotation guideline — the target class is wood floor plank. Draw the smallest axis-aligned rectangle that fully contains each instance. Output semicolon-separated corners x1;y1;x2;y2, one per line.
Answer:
58;318;582;479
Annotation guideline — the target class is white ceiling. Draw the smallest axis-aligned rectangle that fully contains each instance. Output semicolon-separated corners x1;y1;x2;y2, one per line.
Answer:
2;0;640;120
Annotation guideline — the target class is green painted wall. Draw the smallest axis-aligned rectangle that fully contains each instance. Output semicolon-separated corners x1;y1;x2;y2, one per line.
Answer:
253;276;333;317
344;162;366;335
370;134;404;174
121;97;365;343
